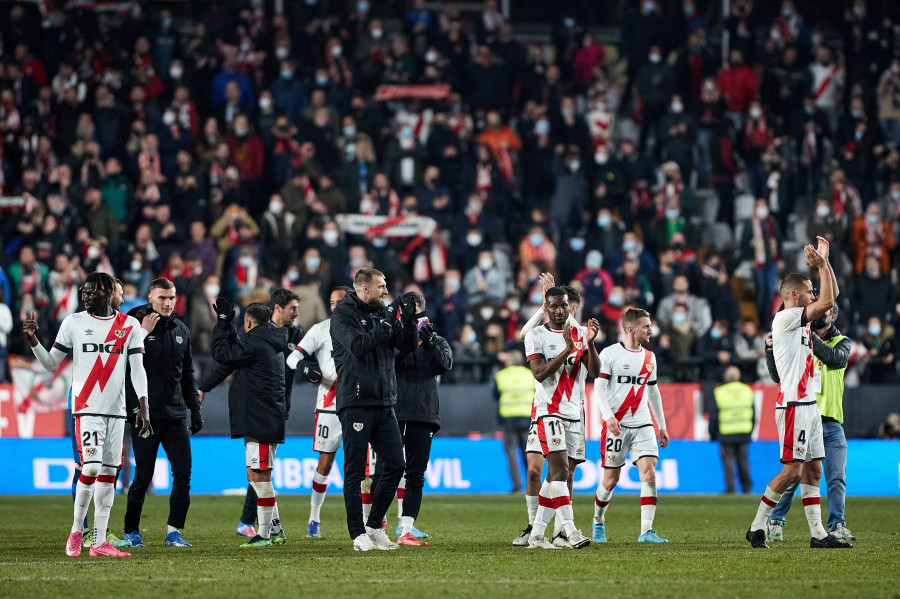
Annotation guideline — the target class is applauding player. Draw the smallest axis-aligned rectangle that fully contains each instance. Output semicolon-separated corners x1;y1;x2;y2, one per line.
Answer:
593;308;669;544
746;238;851;549
285;286;351;538
523;286;600;549
24;272;150;558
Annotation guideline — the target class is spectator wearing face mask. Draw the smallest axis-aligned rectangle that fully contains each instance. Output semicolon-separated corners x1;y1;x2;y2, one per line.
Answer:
852;255;896;327
518;228;557;281
589;146;628;212
576;250;615;317
663;303;699;381
717;48;758;130
658;95;698;178
741;198;782;329
635;44;676;153
258;195;299;276
463;250;508;305
437;270;468;342
861;317;898;383
699;319;734;382
850;203;895;276
550;144;589;243
805;199;845;268
657;275;712;336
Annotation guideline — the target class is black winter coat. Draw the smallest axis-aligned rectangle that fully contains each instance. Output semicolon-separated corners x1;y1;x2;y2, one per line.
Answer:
330;291;417;413
203;321;289;444
282;324;305;419
125;305;200;421
394;334;453;430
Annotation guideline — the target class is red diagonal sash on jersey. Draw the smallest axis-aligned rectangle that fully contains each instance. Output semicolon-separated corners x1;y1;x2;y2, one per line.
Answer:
547;327;584;415
323;379;337;409
74;312;133;412
814;63;840;101
615;349;653;421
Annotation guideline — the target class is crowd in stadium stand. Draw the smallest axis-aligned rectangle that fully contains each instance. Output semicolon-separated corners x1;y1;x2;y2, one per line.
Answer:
0;0;898;385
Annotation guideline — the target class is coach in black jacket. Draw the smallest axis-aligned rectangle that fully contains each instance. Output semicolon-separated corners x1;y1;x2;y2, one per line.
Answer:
330;267;417;550
386;290;452;544
124;278;202;546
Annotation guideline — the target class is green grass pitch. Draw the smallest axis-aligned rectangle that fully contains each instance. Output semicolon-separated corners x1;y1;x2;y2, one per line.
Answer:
1;494;898;598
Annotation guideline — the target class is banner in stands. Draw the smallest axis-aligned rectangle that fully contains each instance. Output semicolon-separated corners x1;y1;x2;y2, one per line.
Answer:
335;214;438;238
3;437;898;496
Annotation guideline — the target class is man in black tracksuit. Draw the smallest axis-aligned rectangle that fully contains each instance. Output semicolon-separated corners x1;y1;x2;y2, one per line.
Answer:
123;278;202;548
201;300;289;547
384;290;452;546
330;267;417;551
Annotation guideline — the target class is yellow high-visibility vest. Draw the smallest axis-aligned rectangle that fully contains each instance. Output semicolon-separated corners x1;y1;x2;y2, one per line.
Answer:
495;365;535;418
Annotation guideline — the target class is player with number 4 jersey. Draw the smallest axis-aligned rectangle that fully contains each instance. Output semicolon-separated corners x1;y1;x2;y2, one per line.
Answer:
592;308;669;544
745;237;852;550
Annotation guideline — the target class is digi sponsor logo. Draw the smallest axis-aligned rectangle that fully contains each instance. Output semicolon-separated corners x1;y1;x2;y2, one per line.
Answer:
81;343;124;354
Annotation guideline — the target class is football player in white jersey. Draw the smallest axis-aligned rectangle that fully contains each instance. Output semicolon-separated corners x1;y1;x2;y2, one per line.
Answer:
523;286;600;549
512;275;582;547
592;308;669;543
23;272;150;558
285;286;350;538
746;238;851;549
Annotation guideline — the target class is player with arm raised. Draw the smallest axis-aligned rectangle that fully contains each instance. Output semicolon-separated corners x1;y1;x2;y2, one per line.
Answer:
592;308;669;544
284;286;350;538
746;237;851;549
523;286;600;550
23;272;150;558
512;277;586;547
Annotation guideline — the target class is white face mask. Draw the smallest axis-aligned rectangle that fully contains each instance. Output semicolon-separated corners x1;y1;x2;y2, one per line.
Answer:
467;233;483;247
594;152;608;165
371;28;383;39
205;283;220;297
269;201;283;215
259;97;272;110
130;260;142;271
163;112;176;126
755;206;769;219
749;106;762;119
478;257;493;270
816;205;830;218
169;66;183;79
330;45;342;57
276;47;289;59
649;53;661;64
323;229;339;244
239;256;253;267
670;101;683;114
87;246;101;259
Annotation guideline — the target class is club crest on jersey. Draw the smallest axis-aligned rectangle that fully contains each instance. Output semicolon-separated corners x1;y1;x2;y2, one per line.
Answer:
114;329;126;339
353;422;364;431
646;363;654;372
84;447;98;457
551;437;561;445
574;342;583;350
175;335;184;344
